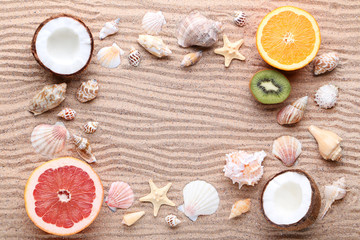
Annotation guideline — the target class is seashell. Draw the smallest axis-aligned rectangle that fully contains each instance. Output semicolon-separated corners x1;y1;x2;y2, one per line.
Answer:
29;83;66;115
321;177;346;219
122;211;145;226
272;136;302;167
165;214;181;227
99;18;120;40
137;35;172;58
142;11;166;35
308;125;342;161
229;198;251;219
128;47;141;67
177;11;222;47
277;96;308;125
105;181;134;212
314;84;338;109
180;51;202;67
76;79;99;103
234;11;246;27
72;134;96;163
57;108;76;121
314;52;339;75
178;180;219;221
31;122;70;157
83;121;99;134
223;150;266;189
97;43;124;68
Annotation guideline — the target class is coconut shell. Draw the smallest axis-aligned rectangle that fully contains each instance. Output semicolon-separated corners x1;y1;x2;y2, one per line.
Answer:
261;169;321;231
31;14;94;77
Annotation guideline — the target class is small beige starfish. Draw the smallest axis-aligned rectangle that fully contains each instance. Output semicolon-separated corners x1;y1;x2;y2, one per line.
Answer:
139;179;175;216
214;34;245;67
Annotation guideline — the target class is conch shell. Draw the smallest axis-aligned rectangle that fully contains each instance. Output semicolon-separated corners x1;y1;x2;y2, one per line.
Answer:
29;83;66;115
308;125;342;161
321;177;346;219
314;52;339;75
177;11;222;47
99;18;120;40
277;96;308;125
229;199;250;219
72;134;96;163
137;35;172;58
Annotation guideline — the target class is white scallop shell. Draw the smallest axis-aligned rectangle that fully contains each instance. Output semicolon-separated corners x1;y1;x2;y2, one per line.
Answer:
137;35;172;58
142;11;166;35
315;84;339;109
178;180;219;221
105;181;134;212
83;121;99;134
97;43;124;68
99;18;120;40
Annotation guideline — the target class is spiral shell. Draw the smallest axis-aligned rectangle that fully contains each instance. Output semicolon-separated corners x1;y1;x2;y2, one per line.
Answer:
122;211;145;226
97;43;124;68
321;177;346;219
128;47;141;67
83;121;99;134
99;18;120;40
105;181;134;212
76;79;99;103
229;199;251;219
72;134;96;163
272;136;302;167
314;84;338;109
181;51;202;67
142;11;166;35
277;96;308;125
57;108;76;120
314;52;339;75
137;35;172;58
234;11;246;27
165;214;181;227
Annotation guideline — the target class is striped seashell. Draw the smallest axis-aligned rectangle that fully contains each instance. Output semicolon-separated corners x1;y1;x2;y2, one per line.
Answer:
272;136;302;167
181;51;202;67
165;214;181;227
76;79;99;103
277;96;308;125
122;211;145;226
99;18;120;40
314;84;338;109
229;199;251;219
72;134;96;163
314;52;339;75
137;35;172;58
234;11;246;27
128;47;141;67
83;121;99;134
105;182;134;212
97;43;124;68
142;11;166;35
29;83;66;115
57;108;76;120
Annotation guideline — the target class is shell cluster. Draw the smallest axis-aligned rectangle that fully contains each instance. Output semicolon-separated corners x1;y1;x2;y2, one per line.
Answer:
142;11;166;35
277;96;308;125
165;214;181;227
272;136;302;167
57;108;76;121
72;134;96;163
181;51;202;67
99;18;120;40
229;199;251;219
234;11;246;27
128;47;141;67
314;52;339;75
321;177;346;219
314;84;338;109
105;181;134;212
97;43;124;68
137;35;172;58
83;121;99;134
76;79;99;103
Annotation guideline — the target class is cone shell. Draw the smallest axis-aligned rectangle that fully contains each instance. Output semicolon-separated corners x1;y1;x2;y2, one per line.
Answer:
99;18;120;40
72;134;96;163
128;47;141;67
165;214;181;227
321;177;346;219
105;182;134;212
31;122;70;157
97;42;124;68
314;52;339;75
277;96;308;125
57;108;76;120
76;79;99;103
142;11;166;35
178;180;219;221
272;136;302;167
181;51;202;67
137;35;172;58
83;121;99;134
177;11;222;47
315;84;338;109
308;125;342;161
122;211;145;226
229;199;251;219
234;11;246;27
29;83;67;115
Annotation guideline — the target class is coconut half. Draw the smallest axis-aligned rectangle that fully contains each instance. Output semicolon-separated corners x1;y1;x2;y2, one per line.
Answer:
261;170;321;231
31;14;94;76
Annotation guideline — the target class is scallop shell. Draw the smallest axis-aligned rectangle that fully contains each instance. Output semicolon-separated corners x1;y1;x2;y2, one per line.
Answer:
177;11;222;47
72;134;96;163
272;136;302;167
234;11;246;27
314;52;339;75
105;181;134;212
181;51;202;67
83;121;99;134
76;79;99;103
128;47;141;67
223;150;266;189
57;108;76;121
315;84;338;109
97;43;124;68
29;83;67;115
277;96;308;125
229;198;251;219
178;180;219;221
99;18;120;40
321;177;346;219
165;214;181;227
137;35;172;58
122;211;145;226
142;11;166;35
31;122;70;157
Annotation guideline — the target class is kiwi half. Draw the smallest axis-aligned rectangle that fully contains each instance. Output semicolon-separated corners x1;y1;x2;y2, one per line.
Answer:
250;69;291;104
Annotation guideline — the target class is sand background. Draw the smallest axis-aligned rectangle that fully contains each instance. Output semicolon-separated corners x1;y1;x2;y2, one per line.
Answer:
0;0;359;239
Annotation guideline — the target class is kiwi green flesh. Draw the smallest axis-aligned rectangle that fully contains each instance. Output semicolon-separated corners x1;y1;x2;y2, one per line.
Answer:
250;70;291;104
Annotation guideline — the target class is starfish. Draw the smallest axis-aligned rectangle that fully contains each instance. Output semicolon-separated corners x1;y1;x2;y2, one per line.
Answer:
139;179;175;216
214;34;245;67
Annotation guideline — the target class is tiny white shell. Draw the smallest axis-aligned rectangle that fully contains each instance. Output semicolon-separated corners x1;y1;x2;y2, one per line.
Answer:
142;11;166;35
97;43;124;68
315;84;339;109
99;18;120;40
105;182;134;212
165;214;181;227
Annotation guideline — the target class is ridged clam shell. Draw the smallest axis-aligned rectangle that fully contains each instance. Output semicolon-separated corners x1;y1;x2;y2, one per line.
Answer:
181;51;202;67
99;18;120;40
177;11;222;47
57;108;76;120
315;84;338;109
72;134;96;163
178;180;219;221
277;96;308;125
105;182;134;212
29;83;67;115
272;136;302;167
76;79;99;103
142;11;166;35
97;43;124;68
128;47;141;67
31;122;70;157
137;35;172;58
122;211;145;226
229;199;251;219
83;121;99;134
321;177;346;219
314;52;339;75
165;214;181;227
234;11;246;27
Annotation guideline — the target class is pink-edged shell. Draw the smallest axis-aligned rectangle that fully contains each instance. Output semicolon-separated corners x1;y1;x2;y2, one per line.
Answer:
57;108;76;120
128;47;141;67
76;79;99;103
234;11;246;27
272;136;302;167
72;134;96;163
83;121;99;134
314;52;339;75
277;96;308;125
165;214;181;227
105;181;134;212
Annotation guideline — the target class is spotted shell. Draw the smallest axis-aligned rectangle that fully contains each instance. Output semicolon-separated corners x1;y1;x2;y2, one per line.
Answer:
234;11;246;27
128;47;141;67
314;84;338;109
29;83;66;115
165;214;181;227
76;79;99;103
277;96;308;125
181;51;202;67
72;134;96;163
314;52;339;75
272;136;302;167
57;108;76;120
105;181;134;212
137;35;172;58
83;121;99;134
142;11;166;35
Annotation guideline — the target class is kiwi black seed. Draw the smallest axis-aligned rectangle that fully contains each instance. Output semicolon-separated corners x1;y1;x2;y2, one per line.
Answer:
249;69;291;104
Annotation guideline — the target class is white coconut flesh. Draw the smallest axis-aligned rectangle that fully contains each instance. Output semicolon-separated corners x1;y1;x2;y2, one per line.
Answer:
262;171;312;225
35;17;92;75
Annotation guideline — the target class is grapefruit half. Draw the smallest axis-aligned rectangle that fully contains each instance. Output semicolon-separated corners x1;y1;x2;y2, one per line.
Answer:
24;157;103;236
